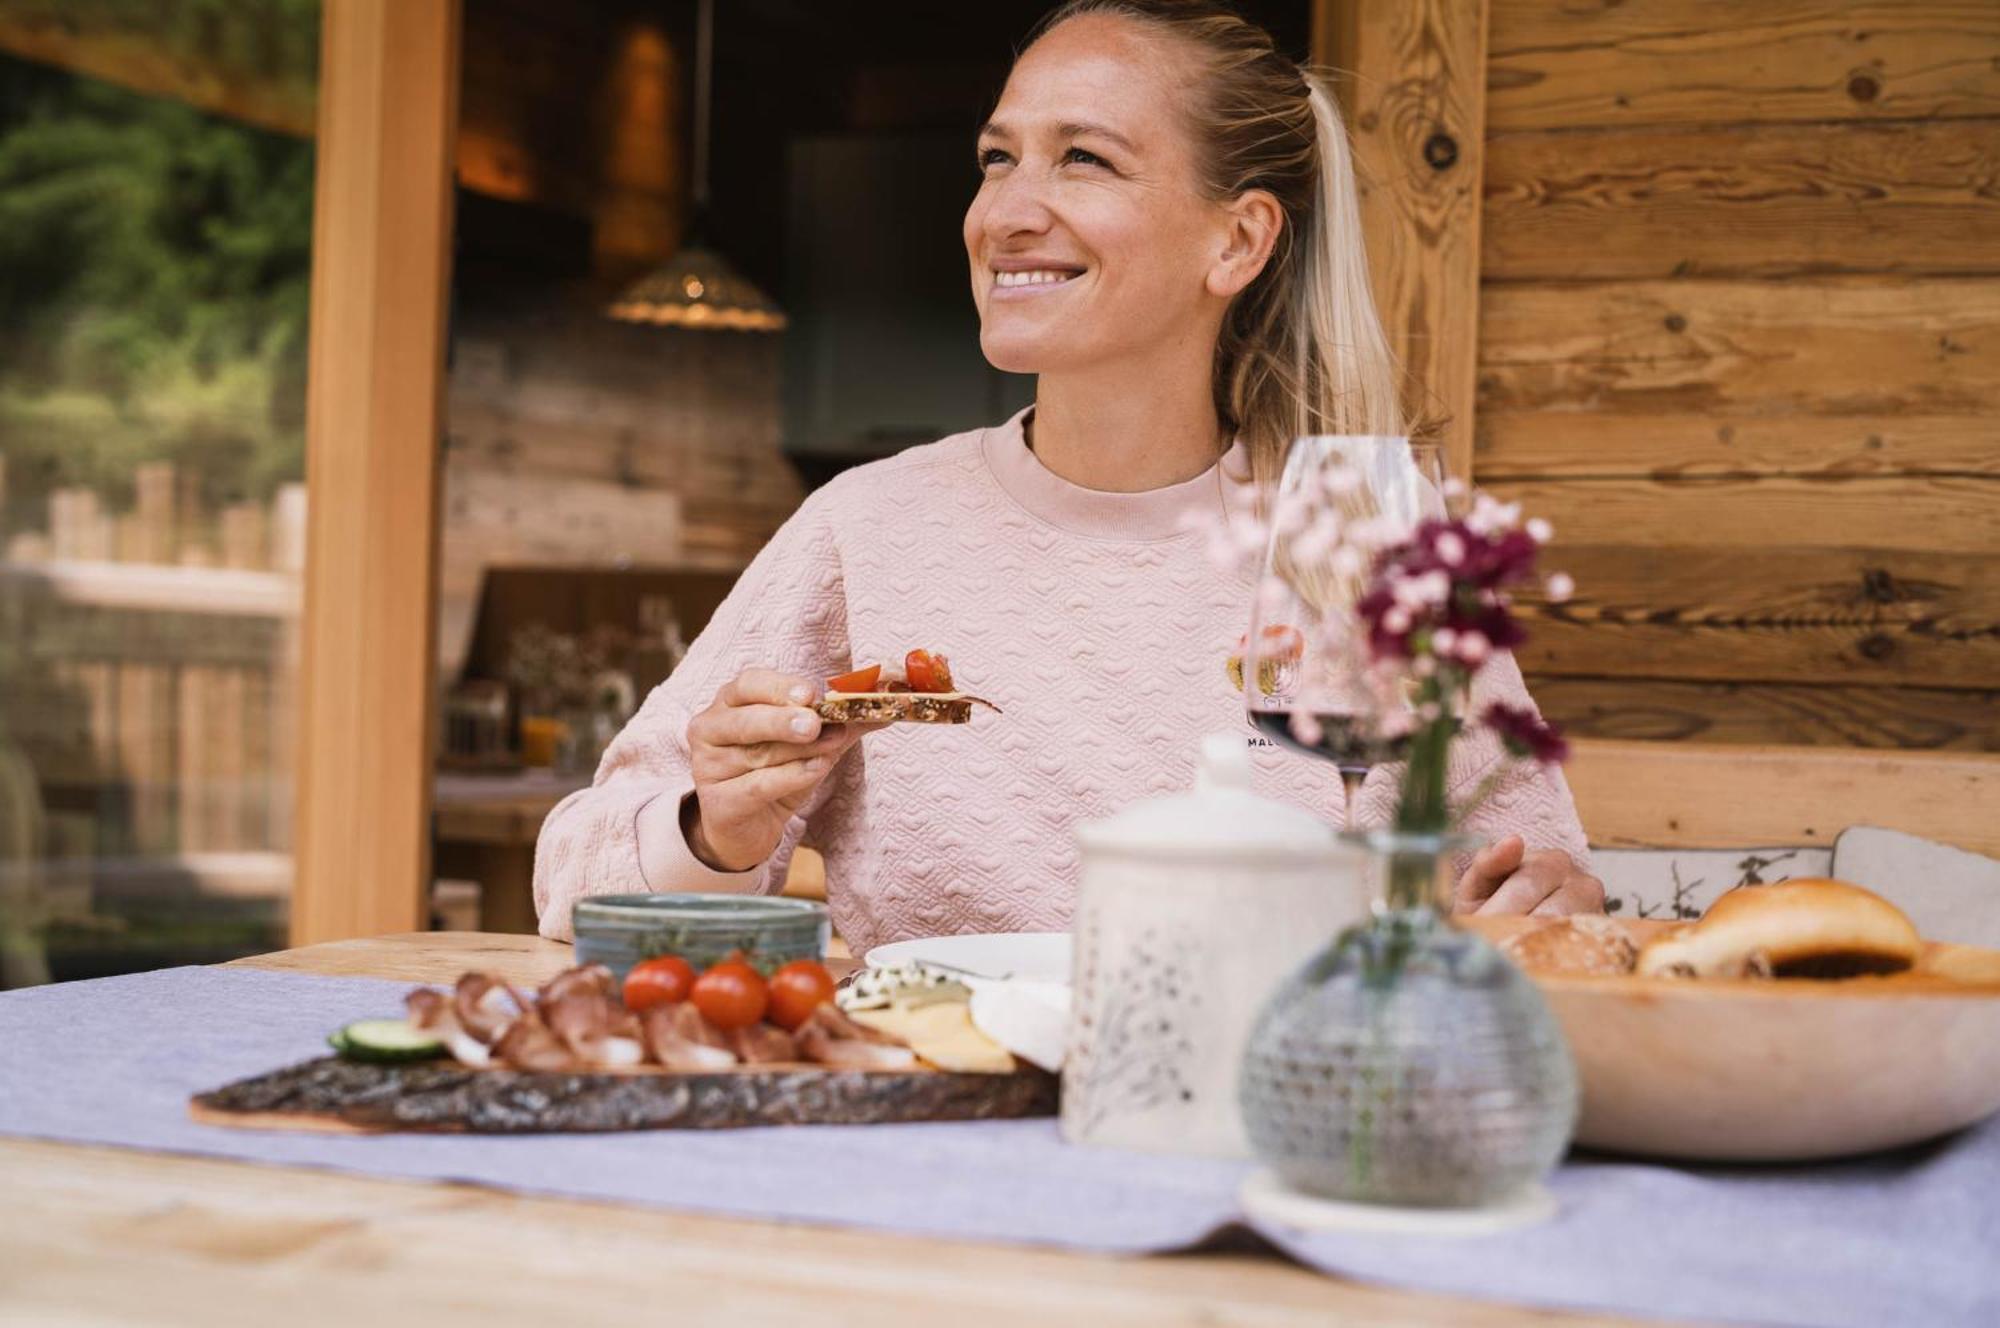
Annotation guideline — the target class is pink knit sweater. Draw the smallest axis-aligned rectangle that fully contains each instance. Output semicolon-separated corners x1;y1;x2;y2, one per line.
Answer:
534;410;1591;950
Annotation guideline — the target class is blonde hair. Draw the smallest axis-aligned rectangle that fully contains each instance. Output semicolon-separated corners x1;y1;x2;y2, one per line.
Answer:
1023;0;1406;486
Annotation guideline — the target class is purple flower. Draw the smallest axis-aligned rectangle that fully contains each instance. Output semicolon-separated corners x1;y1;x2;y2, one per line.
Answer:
1483;702;1570;765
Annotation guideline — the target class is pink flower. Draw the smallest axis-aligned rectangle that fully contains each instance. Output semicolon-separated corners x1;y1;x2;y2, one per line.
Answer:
1484;702;1569;765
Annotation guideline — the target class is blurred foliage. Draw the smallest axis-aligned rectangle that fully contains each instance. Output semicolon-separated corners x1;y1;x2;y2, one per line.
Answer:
0;4;319;519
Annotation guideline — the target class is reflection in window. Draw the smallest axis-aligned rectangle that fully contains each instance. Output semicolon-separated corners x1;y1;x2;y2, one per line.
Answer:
0;2;319;985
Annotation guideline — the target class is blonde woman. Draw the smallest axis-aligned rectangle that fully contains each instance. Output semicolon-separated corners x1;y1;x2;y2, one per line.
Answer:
535;0;1602;950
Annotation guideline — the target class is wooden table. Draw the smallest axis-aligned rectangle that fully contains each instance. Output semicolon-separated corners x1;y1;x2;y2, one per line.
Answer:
0;933;1626;1327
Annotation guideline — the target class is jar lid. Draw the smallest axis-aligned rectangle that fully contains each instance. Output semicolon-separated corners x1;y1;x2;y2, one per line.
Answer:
1075;733;1338;855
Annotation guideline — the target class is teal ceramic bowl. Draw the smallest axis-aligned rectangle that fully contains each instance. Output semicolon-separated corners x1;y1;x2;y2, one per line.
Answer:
572;893;829;980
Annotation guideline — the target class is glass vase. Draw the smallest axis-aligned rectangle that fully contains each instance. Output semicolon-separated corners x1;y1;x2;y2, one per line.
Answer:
1238;829;1578;1207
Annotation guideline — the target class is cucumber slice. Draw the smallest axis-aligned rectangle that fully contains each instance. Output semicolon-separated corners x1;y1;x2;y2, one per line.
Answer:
333;1018;446;1063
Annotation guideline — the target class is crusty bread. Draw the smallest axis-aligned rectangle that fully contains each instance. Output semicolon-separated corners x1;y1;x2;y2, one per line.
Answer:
815;692;984;724
1499;914;1639;977
1635;878;1922;980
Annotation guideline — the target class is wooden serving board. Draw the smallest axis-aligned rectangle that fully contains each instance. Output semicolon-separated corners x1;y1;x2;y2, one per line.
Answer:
191;1056;1057;1135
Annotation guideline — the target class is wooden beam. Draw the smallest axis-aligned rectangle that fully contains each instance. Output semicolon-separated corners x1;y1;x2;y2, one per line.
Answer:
1488;0;2000;132
1478;277;2000;417
1482;118;2000;283
1568;738;2000;859
0;5;316;138
292;0;461;945
1316;0;1491;478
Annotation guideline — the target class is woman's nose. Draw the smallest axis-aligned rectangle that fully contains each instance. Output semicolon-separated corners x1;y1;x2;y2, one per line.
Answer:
980;168;1054;241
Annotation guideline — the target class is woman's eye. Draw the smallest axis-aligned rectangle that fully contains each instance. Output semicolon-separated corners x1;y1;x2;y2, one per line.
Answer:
1064;147;1109;169
977;148;1011;171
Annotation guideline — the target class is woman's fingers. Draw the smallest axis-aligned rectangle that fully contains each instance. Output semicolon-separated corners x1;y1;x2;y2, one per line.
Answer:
1469;847;1608;917
1529;873;1608;918
719;668;819;709
691;726;849;781
1454;834;1525;912
693;701;822;751
719;754;831;807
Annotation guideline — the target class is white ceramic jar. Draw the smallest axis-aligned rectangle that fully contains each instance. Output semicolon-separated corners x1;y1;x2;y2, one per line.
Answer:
1063;733;1365;1158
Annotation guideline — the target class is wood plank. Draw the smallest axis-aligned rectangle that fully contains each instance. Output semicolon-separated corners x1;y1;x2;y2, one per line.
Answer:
1479;278;2000;416
1530;676;2000;752
1483;119;2000;282
1489;476;1998;554
1567;737;2000;857
0;1133;1591;1328
1475;412;1997;480
1515;545;2000;690
1321;0;1491;476
0;4;317;138
1488;0;2000;131
293;0;461;945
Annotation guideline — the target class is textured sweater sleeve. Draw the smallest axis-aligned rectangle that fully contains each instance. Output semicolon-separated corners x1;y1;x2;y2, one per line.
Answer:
1446;652;1594;875
532;488;853;941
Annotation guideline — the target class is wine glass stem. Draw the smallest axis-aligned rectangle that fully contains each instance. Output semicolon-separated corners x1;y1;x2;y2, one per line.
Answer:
1338;767;1367;832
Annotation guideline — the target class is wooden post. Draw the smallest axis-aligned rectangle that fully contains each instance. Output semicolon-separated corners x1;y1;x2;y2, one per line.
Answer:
292;0;460;944
1315;0;1490;481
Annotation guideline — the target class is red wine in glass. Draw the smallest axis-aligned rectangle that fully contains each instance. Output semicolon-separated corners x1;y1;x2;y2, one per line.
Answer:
1251;709;1387;772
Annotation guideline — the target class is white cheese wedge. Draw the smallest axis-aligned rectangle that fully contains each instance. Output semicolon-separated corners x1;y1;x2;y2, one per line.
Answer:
848;1001;1015;1075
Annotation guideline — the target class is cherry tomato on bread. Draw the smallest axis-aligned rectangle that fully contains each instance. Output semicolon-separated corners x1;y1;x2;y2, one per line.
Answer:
622;955;696;1012
826;664;881;694
765;959;837;1031
904;649;953;693
689;958;769;1030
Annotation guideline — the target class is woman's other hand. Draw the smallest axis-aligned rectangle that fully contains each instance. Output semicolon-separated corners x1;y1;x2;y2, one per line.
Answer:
683;668;868;871
1455;835;1606;918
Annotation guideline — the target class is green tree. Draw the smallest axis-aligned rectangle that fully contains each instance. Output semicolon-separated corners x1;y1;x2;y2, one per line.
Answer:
0;33;317;522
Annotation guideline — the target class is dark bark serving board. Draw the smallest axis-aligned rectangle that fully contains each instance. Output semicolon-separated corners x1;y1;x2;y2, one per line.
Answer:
190;1056;1058;1134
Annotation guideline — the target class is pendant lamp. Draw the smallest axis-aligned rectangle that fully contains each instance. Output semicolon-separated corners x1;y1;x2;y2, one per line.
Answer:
608;0;786;331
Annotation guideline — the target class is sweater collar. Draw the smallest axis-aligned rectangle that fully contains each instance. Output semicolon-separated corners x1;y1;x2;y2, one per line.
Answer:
979;406;1255;541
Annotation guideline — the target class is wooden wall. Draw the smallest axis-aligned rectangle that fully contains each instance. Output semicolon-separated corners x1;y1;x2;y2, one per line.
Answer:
1330;0;2000;753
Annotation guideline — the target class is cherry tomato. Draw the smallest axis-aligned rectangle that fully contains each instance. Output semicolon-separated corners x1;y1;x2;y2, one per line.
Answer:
904;649;953;693
765;959;837;1031
826;664;882;694
622;955;695;1012
689;959;769;1031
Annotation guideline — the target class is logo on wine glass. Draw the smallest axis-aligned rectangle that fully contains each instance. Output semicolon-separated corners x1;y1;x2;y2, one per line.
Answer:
1227;624;1305;700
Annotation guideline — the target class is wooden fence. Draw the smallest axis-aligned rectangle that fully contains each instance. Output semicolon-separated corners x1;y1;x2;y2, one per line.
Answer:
0;458;304;874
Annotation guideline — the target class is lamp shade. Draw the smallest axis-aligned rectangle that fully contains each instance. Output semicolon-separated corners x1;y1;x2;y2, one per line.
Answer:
607;245;787;332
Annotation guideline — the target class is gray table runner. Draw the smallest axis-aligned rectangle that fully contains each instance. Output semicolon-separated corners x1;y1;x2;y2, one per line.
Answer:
2;966;1993;1327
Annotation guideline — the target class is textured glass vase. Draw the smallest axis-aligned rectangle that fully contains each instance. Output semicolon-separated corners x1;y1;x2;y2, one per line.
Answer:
1239;830;1578;1207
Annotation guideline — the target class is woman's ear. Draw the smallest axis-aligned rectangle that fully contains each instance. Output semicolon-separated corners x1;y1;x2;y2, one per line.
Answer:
1205;189;1284;298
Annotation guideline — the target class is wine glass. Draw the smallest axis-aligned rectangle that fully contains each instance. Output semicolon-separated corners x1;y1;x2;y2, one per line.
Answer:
1240;436;1446;828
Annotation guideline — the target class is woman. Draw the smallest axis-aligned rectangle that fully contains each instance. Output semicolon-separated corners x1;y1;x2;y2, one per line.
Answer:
535;0;1602;948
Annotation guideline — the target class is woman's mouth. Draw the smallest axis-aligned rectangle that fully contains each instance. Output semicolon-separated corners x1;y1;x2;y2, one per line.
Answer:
991;268;1084;299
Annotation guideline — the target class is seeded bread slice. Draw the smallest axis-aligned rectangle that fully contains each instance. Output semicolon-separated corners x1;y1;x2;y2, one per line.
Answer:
815;692;994;724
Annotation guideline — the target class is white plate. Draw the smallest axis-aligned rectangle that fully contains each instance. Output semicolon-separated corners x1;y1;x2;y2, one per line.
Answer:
862;932;1073;985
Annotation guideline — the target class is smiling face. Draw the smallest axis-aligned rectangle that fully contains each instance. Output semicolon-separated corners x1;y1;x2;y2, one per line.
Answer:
965;15;1240;376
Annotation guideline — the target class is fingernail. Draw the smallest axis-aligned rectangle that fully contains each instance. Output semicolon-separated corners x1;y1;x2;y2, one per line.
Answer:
788;684;812;704
790;714;815;736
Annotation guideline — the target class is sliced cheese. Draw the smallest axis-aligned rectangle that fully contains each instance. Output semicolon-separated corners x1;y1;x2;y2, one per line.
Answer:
849;1001;1015;1075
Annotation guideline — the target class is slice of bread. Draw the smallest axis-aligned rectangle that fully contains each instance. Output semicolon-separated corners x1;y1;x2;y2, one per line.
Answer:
815;692;978;724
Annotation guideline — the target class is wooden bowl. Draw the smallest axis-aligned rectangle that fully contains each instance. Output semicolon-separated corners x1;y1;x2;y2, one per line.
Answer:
1465;916;2000;1162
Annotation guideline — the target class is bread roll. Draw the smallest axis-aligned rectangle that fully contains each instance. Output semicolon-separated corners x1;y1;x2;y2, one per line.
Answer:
1635;878;1921;980
1500;915;1638;977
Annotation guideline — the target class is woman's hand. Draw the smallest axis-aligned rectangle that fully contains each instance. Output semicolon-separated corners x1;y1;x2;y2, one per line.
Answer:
1454;835;1605;918
683;668;869;872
